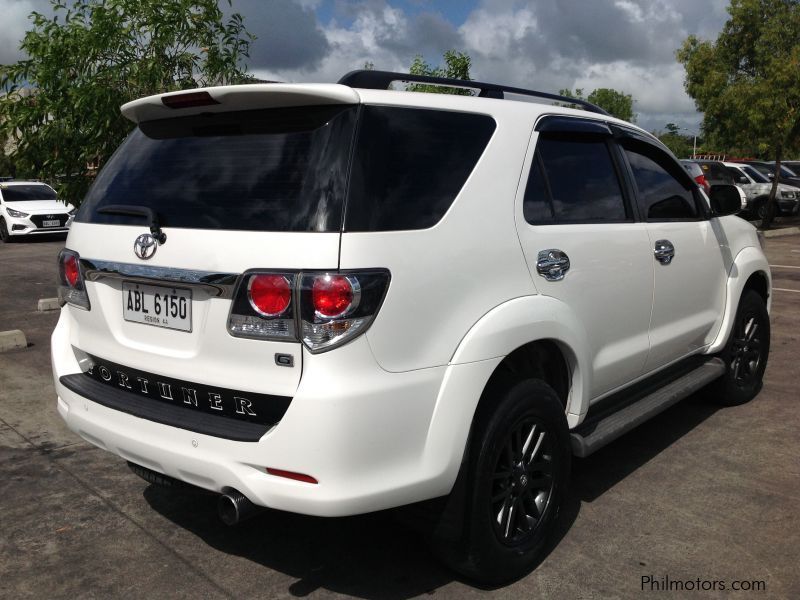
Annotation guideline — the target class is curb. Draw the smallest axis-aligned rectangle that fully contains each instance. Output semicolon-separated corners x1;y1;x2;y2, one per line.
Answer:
0;330;27;352
37;297;61;312
762;227;800;238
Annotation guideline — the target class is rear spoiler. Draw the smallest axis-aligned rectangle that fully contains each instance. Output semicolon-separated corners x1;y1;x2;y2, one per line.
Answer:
121;84;361;123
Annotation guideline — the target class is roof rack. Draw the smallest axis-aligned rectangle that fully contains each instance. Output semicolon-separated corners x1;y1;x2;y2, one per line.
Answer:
337;70;611;117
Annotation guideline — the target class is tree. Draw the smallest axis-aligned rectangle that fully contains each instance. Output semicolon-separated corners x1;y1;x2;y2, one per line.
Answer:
0;0;253;204
677;0;800;228
655;122;702;158
558;87;636;122
407;50;473;95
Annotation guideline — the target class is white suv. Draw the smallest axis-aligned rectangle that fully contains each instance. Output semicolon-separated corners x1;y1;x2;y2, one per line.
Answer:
51;71;771;584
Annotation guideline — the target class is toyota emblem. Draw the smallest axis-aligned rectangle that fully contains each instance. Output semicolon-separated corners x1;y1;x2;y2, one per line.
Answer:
133;233;158;260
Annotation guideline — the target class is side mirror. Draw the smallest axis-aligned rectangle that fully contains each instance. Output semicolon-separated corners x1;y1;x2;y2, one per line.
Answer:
709;184;741;216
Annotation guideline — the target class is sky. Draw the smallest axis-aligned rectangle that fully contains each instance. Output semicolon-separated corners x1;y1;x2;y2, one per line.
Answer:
0;0;734;133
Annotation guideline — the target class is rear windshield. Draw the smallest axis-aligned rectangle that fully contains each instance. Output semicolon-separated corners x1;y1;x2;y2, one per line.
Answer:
1;184;58;201
78;104;496;232
78;105;357;232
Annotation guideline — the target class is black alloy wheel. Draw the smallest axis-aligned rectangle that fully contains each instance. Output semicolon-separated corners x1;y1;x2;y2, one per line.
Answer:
710;290;770;405
432;379;570;585
490;417;555;546
729;303;766;390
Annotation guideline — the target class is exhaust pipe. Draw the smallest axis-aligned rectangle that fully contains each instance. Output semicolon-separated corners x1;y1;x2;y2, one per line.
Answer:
218;489;262;525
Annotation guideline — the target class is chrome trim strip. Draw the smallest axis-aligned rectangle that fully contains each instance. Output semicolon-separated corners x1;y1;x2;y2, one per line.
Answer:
81;259;239;299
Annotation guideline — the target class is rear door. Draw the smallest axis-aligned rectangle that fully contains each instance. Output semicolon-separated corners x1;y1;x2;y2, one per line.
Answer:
67;103;358;400
515;118;654;400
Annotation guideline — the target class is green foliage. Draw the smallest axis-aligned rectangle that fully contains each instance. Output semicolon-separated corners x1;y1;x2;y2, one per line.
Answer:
558;87;636;122
588;89;636;123
677;0;800;226
0;128;15;177
655;123;701;158
0;0;253;204
407;50;473;95
656;132;693;158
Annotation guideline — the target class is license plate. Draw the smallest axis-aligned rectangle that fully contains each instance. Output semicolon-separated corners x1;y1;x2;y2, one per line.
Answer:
122;282;192;332
42;219;60;227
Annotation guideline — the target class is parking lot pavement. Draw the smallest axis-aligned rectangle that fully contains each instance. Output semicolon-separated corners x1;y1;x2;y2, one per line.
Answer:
1;235;799;599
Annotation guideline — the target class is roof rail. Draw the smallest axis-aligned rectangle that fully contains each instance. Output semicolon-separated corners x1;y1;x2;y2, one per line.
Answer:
337;70;611;117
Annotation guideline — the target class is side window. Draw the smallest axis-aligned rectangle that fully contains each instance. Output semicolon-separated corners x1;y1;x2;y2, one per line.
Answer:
345;106;496;231
523;135;628;224
726;167;749;185
623;142;699;220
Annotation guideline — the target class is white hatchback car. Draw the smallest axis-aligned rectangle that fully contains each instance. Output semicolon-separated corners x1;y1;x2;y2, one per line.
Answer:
0;181;75;242
52;71;771;584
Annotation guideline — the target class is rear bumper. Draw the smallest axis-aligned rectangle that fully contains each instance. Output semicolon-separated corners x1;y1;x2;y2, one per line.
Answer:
52;309;463;516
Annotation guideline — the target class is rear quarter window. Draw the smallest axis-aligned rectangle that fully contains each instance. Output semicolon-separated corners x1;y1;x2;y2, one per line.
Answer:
344;106;496;231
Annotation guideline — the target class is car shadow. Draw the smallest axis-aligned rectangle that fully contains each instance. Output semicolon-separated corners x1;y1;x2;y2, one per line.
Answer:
143;486;453;598
571;392;720;502
142;392;720;597
6;233;68;244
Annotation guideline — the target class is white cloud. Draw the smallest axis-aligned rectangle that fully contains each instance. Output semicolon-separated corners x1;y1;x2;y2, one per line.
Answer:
1;0;725;130
458;6;537;58
0;1;43;65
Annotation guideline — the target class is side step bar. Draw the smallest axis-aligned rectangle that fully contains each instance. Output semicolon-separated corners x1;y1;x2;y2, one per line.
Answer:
570;357;726;457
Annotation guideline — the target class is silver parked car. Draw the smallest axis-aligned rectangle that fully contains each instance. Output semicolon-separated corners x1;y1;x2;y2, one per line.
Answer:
723;162;800;219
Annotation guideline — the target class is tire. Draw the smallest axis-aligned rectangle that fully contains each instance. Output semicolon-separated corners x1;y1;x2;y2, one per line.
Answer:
709;290;770;406
0;218;11;243
744;198;766;221
432;379;571;585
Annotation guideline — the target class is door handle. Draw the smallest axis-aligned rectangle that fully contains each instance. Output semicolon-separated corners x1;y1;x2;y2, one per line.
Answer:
654;239;675;265
536;249;570;281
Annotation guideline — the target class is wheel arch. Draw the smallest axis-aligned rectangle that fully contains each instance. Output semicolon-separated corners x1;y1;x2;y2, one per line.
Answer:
419;295;590;496
706;246;772;354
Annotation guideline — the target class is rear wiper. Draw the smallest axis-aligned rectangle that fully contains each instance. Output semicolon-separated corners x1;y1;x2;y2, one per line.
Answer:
97;205;167;245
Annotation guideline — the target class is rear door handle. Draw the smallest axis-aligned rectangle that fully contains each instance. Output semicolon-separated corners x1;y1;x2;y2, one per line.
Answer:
536;249;570;281
654;239;675;265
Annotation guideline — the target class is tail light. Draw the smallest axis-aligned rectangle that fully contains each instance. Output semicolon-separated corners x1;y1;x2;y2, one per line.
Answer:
695;174;710;193
228;269;390;353
299;271;388;353
57;249;90;310
229;272;297;340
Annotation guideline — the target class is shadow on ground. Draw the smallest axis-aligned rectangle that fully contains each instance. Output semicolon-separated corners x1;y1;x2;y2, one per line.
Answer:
2;233;68;244
143;391;720;598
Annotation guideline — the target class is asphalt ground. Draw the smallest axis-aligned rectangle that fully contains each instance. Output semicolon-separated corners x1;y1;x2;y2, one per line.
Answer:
1;228;798;599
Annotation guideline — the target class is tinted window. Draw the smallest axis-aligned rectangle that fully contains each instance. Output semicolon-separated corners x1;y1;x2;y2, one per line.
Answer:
698;162;734;184
524;135;627;223
681;161;703;178
1;184;58;201
747;163;772;177
725;166;751;184
624;142;698;220
740;165;769;183
345;106;496;231
78;106;357;232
